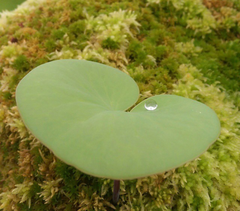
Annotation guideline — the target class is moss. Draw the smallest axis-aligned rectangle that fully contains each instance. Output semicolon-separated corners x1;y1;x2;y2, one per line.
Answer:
2;92;12;100
101;37;120;50
12;55;30;72
51;28;68;40
190;39;240;92
126;40;148;64
0;0;240;210
44;39;57;52
69;20;85;35
34;57;49;67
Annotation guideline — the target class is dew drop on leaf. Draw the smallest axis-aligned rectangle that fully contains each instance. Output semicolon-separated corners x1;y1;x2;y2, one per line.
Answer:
144;99;158;111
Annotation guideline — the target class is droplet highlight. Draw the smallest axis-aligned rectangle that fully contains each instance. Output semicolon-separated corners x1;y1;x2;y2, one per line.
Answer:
144;99;158;111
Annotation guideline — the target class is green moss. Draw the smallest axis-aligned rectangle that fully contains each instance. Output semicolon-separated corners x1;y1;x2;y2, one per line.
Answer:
51;28;68;40
0;0;240;210
101;37;120;50
44;40;57;52
69;20;85;36
34;57;49;67
12;55;30;72
0;36;8;46
126;40;147;64
2;91;12;100
161;57;179;73
190;39;240;92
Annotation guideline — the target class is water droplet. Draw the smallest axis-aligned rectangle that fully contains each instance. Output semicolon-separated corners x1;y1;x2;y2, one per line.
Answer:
144;99;158;111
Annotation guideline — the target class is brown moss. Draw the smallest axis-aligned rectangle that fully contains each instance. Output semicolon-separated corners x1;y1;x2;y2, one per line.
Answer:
203;0;233;9
18;149;34;178
22;38;47;59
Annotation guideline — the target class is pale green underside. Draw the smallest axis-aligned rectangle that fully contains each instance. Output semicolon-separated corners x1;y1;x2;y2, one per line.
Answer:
16;60;220;180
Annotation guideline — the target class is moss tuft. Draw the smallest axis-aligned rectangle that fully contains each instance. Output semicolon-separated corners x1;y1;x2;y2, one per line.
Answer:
12;55;30;72
101;37;120;50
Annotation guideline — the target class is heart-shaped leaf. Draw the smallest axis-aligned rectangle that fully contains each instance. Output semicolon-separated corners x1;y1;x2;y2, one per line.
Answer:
16;60;220;180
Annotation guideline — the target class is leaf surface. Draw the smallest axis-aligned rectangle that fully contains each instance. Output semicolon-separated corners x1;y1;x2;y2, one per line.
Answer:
16;60;220;179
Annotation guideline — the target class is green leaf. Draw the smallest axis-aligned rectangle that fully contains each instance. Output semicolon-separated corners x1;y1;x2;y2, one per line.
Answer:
16;60;220;180
0;0;25;11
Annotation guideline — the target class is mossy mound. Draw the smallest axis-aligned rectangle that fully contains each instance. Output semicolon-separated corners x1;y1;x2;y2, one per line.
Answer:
0;0;240;210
